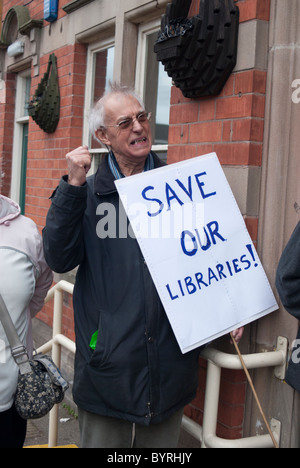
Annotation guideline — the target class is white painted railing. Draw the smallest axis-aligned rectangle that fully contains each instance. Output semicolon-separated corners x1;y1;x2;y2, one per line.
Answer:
40;281;286;448
37;280;75;448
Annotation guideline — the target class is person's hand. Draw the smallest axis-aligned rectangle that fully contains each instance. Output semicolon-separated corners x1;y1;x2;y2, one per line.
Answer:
230;327;244;344
66;146;91;186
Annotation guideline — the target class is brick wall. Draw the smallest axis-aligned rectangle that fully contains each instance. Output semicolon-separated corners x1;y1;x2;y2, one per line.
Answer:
26;42;87;340
172;0;270;440
185;359;247;440
0;73;15;197
26;42;86;231
0;0;271;442
1;0;69;22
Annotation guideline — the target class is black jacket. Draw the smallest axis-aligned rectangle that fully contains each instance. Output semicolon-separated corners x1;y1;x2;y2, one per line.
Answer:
43;153;201;425
276;221;300;393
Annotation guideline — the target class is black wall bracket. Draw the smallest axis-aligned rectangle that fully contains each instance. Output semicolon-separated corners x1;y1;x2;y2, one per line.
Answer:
28;54;60;134
154;0;239;99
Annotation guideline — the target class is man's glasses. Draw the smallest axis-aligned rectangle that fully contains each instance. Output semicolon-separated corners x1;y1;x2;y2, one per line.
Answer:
104;112;152;131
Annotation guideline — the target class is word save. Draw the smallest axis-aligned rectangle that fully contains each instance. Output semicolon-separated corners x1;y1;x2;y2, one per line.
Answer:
141;171;216;217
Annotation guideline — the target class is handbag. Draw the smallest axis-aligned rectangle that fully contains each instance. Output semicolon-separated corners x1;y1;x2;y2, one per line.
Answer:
0;293;69;420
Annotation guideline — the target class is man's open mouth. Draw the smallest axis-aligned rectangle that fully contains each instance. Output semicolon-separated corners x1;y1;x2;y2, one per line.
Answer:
131;137;147;145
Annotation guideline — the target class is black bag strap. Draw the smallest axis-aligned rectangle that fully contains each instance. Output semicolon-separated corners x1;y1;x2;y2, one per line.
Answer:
34;354;69;391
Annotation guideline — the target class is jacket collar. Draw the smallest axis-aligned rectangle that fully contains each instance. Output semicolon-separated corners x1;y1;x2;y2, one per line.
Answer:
0;195;21;225
93;151;166;196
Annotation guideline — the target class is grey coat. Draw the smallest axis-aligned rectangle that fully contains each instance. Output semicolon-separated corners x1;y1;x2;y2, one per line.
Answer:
276;222;300;392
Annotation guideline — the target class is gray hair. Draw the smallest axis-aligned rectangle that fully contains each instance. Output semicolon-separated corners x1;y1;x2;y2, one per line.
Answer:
89;82;145;142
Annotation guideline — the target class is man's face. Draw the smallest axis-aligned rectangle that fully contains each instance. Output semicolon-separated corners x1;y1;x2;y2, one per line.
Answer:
96;94;153;165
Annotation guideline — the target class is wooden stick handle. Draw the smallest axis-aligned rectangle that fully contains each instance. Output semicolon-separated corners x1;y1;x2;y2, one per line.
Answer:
230;333;279;449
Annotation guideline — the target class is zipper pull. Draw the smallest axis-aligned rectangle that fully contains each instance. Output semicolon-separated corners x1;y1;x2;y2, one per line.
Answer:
146;401;153;418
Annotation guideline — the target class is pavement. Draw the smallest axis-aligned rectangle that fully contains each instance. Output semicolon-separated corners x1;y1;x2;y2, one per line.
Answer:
24;404;81;448
24;403;201;449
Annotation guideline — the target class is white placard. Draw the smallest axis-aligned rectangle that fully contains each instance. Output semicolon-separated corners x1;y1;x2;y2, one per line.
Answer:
115;153;278;353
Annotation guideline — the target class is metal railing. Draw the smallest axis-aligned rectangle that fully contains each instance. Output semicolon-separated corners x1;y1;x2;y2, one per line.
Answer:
37;280;75;448
39;281;286;448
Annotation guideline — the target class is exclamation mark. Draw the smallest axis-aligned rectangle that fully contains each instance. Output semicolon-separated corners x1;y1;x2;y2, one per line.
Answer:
246;244;258;267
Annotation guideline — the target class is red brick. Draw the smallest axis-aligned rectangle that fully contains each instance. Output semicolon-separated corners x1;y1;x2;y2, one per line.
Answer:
222;121;232;142
232;119;252;141
218;401;245;427
170;102;199;124
189;0;200;17
236;0;257;22
235;71;256;95
257;0;271;21
217;423;243;440
168;125;189;145
219;74;235;97
190;121;222;143
167;145;197;164
215;142;252;165
253;70;267;94
196;144;214;157
199;99;216;121
236;0;270;22
220;381;247;405
244;216;259;242
232;118;264;143
250;119;264;142
235;70;268;96
252;94;266;118
249;142;263;165
216;95;253;119
170;85;189;105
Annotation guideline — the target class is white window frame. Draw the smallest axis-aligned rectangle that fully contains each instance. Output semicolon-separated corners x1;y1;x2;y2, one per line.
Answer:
135;18;170;156
83;18;171;172
11;71;31;203
83;37;115;173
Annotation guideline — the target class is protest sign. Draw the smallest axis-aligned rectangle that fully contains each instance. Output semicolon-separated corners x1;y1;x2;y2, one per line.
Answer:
115;153;278;353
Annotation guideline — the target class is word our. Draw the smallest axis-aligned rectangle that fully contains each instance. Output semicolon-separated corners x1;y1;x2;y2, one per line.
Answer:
180;221;226;257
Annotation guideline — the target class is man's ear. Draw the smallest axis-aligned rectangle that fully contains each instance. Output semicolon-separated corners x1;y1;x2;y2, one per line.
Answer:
95;128;111;147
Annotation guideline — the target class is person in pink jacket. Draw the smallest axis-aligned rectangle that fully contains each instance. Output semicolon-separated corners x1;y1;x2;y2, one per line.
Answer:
0;194;53;448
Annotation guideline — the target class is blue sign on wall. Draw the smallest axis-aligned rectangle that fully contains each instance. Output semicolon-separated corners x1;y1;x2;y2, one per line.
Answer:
44;0;58;22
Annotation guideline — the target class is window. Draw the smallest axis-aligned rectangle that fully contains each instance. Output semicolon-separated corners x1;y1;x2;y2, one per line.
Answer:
84;18;172;171
11;72;31;213
136;20;172;161
83;40;115;172
89;46;115;150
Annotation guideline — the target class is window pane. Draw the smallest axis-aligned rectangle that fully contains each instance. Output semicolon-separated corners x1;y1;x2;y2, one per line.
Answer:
24;77;31;117
90;46;114;149
143;31;172;146
155;62;172;144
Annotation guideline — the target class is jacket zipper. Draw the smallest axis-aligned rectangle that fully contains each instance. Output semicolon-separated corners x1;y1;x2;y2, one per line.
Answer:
146;401;154;419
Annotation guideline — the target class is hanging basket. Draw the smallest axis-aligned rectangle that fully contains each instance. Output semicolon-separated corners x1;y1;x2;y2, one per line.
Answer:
28;53;60;133
154;0;239;98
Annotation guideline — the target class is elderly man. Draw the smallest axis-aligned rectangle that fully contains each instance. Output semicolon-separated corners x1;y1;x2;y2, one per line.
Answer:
43;83;243;448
